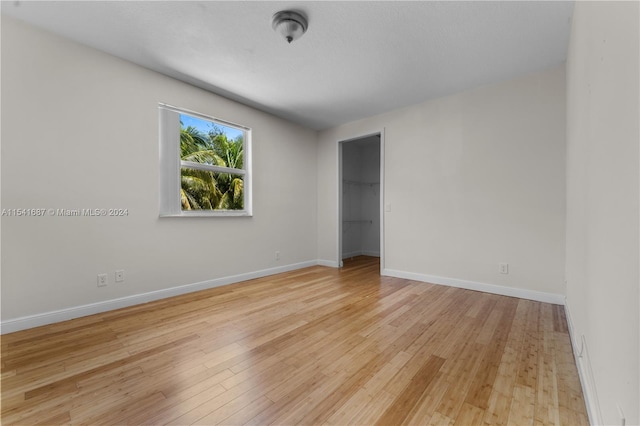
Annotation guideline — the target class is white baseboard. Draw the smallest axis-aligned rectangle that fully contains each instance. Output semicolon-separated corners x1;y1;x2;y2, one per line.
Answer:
0;262;566;334
361;250;380;257
564;303;601;426
381;268;566;305
341;250;361;259
317;259;340;268
1;260;319;334
342;250;380;259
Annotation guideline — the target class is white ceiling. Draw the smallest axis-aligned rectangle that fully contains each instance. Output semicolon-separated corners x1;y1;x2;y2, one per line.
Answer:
2;1;574;130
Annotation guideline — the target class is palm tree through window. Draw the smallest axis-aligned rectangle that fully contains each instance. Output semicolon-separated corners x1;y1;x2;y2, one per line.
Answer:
179;114;245;211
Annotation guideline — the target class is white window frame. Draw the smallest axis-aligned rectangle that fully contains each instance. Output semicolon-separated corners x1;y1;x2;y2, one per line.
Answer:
159;103;252;217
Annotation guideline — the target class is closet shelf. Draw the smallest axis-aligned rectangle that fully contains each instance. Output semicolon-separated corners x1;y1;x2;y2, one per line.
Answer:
343;179;380;187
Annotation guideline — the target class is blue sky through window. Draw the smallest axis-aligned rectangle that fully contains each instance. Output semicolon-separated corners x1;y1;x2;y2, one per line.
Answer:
180;113;244;141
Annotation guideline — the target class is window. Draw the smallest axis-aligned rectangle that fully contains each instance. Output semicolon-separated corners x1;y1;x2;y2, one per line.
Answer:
159;104;252;216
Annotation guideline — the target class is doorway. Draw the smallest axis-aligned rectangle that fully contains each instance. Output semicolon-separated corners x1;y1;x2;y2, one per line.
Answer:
338;132;384;272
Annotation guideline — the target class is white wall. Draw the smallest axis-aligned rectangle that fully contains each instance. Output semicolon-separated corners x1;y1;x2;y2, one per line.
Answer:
319;66;567;299
1;16;318;325
565;1;640;424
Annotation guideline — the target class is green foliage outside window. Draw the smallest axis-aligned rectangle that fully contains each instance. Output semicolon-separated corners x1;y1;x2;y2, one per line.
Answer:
179;122;244;211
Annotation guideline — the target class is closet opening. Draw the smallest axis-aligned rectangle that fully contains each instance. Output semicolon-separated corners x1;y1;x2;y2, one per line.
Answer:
338;132;384;272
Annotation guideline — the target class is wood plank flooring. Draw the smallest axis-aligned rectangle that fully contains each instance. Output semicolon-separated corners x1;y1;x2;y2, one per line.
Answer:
1;256;588;425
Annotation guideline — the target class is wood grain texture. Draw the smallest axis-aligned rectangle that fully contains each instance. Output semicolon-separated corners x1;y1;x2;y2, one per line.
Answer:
1;256;588;425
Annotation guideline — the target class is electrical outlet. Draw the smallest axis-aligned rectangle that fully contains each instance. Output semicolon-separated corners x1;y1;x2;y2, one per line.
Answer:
97;274;107;287
115;270;125;283
275;251;280;261
499;263;509;274
577;335;585;358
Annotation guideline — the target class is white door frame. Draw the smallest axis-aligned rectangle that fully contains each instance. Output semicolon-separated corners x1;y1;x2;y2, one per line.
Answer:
337;129;385;273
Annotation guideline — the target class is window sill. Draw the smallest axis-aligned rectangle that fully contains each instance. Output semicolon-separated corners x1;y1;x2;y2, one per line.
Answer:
160;211;252;218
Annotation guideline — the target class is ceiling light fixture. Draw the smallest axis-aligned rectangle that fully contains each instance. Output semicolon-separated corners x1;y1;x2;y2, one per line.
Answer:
272;10;308;44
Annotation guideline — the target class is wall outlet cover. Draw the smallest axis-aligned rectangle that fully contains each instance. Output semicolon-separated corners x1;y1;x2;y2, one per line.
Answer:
97;274;108;287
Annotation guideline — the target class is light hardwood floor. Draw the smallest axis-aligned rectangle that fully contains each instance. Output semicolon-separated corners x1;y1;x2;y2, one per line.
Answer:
1;256;588;425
